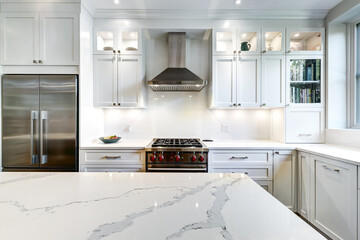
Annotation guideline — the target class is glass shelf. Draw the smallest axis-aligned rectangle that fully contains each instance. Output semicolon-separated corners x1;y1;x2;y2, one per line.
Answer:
290;59;321;104
289;31;322;52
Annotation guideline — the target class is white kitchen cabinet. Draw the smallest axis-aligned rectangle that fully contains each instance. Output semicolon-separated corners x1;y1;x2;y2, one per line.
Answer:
273;151;296;211
298;151;311;220
262;28;285;55
310;155;357;240
211;56;260;108
210;150;273;167
80;165;144;172
261;55;285;107
285;107;325;143
212;28;238;56
211;167;273;181
0;12;79;66
286;28;324;55
211;56;236;108
39;13;79;65
94;27;142;55
93;54;145;108
237;27;261;55
255;180;273;194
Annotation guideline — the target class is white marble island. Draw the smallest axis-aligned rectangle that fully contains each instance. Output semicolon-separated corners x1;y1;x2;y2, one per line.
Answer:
0;173;325;240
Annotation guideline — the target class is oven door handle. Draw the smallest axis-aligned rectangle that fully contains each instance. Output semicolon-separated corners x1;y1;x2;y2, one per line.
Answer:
147;168;207;172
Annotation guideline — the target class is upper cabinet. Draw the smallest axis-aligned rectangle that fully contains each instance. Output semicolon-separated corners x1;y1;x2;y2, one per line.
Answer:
213;28;261;56
286;28;324;55
0;12;79;66
94;27;142;55
262;28;285;55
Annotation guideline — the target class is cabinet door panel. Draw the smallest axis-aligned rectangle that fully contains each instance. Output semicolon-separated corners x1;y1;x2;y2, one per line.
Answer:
237;56;260;107
312;156;357;240
117;55;143;107
40;13;79;65
262;56;285;107
93;55;117;107
298;152;311;219
273;151;296;211
212;56;236;108
1;13;39;65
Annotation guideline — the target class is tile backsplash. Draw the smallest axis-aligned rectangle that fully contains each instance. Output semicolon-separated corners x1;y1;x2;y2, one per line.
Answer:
104;90;271;140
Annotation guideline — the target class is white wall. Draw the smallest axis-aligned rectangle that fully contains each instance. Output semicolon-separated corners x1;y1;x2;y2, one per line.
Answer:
79;6;104;145
326;129;360;147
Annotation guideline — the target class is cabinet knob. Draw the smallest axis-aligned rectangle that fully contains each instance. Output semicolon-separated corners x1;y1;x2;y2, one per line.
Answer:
118;50;121;54
238;50;241;54
33;60;38;64
237;103;241;106
287;50;291;53
233;103;237;106
113;103;116;106
113;50;116;54
118;103;121;106
262;50;266;53
262;103;266;107
39;60;43;64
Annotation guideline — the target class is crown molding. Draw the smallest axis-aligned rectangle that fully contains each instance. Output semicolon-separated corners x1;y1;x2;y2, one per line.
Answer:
93;9;329;20
81;0;96;17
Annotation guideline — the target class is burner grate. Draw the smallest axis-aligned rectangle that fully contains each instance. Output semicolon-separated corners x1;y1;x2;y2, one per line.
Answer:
152;138;202;148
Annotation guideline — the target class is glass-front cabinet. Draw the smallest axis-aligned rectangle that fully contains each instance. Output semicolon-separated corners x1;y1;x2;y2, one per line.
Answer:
213;29;237;55
94;28;142;55
262;28;285;54
237;28;261;55
286;28;324;54
286;55;324;107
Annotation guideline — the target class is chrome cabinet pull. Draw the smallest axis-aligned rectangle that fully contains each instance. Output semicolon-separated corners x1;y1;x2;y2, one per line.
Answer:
103;156;122;159
30;111;39;164
299;134;312;137
322;165;340;172
40;111;48;165
230;156;248;160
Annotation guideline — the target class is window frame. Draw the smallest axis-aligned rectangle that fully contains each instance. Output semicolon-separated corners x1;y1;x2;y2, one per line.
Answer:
349;19;360;128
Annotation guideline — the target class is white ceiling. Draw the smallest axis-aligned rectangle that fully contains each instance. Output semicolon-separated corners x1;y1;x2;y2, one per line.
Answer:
90;0;342;11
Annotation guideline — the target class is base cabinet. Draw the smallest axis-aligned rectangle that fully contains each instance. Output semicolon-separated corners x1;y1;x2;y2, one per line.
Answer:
255;180;273;194
80;165;144;172
298;151;311;220
273;151;296;211
310;155;357;240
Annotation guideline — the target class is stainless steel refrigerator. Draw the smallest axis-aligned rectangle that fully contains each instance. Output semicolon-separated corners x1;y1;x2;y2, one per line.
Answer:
2;75;78;171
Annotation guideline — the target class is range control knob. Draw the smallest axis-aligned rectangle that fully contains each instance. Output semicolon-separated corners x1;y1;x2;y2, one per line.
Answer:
175;155;180;162
199;155;205;162
191;155;197;162
150;155;156;162
158;155;164;162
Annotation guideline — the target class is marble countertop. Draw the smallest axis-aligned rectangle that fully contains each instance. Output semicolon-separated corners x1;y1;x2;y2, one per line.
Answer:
0;172;324;240
203;140;297;150
80;139;152;150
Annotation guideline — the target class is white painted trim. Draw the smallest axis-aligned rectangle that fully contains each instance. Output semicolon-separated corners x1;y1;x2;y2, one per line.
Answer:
0;65;79;74
81;0;96;17
0;3;81;13
349;21;360;128
93;9;329;20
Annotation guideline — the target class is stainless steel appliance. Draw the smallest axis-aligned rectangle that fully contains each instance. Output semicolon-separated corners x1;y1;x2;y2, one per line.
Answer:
145;138;208;172
2;75;78;171
147;32;208;92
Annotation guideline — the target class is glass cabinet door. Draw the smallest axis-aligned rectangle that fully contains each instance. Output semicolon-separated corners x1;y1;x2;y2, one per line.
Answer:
237;28;261;55
212;29;237;55
119;29;142;55
262;28;285;54
287;56;324;107
94;28;117;54
287;29;324;54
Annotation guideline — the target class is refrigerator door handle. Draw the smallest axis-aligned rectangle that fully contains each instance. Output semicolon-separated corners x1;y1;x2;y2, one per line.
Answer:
40;111;48;165
30;111;39;164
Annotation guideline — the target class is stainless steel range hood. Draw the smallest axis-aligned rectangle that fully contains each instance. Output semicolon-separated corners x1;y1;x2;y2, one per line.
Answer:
147;32;207;92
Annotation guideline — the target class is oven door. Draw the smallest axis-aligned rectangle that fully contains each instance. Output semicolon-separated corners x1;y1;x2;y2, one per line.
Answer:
146;164;207;172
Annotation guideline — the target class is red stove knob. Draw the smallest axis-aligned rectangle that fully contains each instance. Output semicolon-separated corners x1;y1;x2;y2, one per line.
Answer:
158;155;164;162
191;155;197;162
175;155;180;162
199;155;205;162
150;155;156;162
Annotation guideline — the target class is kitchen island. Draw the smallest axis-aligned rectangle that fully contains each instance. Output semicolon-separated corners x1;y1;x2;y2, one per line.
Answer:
0;173;325;239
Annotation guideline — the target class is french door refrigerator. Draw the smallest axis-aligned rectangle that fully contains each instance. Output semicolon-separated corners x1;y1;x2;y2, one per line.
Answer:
2;75;78;171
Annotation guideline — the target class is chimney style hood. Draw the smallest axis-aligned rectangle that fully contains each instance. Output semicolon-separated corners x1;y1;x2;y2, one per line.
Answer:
147;32;208;92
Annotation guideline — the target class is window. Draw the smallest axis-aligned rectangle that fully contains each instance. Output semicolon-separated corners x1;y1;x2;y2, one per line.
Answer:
356;23;360;125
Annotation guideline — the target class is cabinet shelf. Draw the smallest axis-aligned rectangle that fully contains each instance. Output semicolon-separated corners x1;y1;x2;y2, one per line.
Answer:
290;81;320;84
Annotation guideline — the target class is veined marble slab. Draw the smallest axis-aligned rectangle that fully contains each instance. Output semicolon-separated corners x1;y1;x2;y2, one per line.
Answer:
0;172;324;240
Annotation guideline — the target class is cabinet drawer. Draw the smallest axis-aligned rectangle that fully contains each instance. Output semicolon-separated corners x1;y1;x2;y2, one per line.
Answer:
286;108;325;143
211;151;273;166
81;151;143;165
80;165;144;172
211;166;272;180
255;180;273;194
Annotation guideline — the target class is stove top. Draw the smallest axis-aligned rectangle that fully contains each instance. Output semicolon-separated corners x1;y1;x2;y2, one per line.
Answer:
152;138;203;148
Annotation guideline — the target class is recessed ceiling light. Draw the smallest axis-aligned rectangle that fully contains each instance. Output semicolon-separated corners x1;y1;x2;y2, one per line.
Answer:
235;0;241;5
114;0;119;4
294;33;300;37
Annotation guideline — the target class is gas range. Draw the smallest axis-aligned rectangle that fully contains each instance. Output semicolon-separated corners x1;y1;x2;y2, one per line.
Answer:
145;138;208;172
